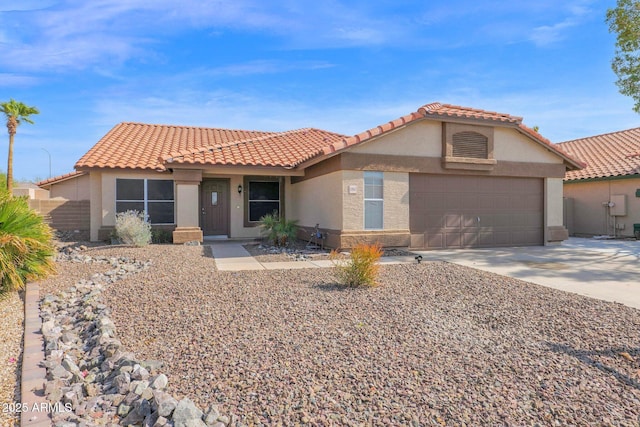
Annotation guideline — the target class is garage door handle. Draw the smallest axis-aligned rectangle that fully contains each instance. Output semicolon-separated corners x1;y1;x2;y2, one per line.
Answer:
477;217;480;223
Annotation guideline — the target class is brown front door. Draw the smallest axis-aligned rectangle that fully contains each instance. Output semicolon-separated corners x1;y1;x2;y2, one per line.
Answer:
201;179;230;236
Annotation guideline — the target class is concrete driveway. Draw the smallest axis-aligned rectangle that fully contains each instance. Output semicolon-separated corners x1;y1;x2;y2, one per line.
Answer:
414;237;640;310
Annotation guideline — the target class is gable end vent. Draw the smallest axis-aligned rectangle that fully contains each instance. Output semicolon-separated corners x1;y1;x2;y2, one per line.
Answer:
452;131;488;159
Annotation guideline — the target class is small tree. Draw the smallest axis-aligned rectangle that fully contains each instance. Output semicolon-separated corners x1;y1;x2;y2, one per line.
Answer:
0;99;39;194
607;0;640;112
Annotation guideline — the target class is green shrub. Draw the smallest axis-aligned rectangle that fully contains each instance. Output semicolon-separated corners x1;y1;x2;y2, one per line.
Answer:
115;210;151;247
259;211;298;247
0;193;55;294
331;243;383;287
151;228;173;244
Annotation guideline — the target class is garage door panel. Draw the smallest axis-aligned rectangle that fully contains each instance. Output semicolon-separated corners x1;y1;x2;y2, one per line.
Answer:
409;174;543;249
445;214;462;228
462;215;478;227
446;232;462;248
426;232;444;248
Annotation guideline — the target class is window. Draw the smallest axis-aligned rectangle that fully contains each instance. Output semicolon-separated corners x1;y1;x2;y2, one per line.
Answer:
364;171;383;229
116;179;175;224
247;178;281;222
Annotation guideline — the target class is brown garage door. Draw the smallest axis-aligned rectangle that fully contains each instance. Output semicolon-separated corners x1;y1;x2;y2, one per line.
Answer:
409;174;543;249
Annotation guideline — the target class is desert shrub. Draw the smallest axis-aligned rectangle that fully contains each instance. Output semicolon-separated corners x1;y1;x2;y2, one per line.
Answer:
115;210;151;247
151;228;173;244
331;243;383;287
259;211;298;247
0;193;56;294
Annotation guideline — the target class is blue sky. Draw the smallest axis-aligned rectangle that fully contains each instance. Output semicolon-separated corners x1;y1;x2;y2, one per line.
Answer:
1;0;638;181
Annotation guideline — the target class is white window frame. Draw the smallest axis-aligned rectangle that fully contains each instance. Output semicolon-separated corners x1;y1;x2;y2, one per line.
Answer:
364;171;383;230
115;179;175;225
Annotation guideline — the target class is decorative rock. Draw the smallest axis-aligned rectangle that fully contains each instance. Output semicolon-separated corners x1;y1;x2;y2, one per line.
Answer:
117;403;132;417
172;398;206;427
150;374;168;390
153;415;169;427
203;406;220;426
153;390;178;417
39;252;232;427
113;372;130;394
132;364;151;380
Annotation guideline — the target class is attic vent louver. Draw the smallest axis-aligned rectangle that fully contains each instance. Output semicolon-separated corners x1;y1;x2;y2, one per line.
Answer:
452;131;488;159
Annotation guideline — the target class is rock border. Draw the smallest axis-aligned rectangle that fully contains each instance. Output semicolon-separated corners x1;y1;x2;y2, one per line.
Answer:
40;250;234;427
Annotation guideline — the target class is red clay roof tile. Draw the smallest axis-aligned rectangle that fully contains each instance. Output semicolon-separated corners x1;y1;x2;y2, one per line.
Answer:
36;171;87;188
74;102;583;172
556;127;640;180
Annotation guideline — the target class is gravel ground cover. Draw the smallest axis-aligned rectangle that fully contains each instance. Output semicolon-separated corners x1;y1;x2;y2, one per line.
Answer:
244;241;411;263
0;292;24;427
87;244;640;426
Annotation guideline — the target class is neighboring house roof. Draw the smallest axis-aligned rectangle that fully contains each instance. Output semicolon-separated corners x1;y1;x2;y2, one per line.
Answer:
36;171;87;188
74;102;583;172
556;127;640;181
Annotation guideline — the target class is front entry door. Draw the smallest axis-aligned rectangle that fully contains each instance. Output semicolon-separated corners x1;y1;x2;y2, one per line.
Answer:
201;179;230;236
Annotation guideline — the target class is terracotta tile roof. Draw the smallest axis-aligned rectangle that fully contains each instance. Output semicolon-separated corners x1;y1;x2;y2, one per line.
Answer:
74;102;584;172
418;102;522;123
315;102;583;170
75;122;284;170
36;171;87;188
163;128;346;168
556;128;640;181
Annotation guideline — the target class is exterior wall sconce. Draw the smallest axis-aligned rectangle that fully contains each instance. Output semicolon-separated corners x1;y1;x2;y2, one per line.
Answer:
238;184;243;194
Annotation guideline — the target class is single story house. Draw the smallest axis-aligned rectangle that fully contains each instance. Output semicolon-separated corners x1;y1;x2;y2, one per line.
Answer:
38;102;582;249
557;128;640;238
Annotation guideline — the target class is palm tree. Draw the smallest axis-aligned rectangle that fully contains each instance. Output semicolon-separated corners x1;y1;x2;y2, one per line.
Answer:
0;99;39;194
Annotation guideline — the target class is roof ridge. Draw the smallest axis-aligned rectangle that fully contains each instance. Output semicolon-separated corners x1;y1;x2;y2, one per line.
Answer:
163;128;340;162
119;121;279;135
557;126;640;145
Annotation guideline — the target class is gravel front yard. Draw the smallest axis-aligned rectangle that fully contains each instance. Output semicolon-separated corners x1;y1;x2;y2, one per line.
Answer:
0;292;23;427
54;244;640;426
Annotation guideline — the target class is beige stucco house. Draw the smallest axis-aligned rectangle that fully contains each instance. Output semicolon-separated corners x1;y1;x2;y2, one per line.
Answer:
557;128;640;238
38;102;582;249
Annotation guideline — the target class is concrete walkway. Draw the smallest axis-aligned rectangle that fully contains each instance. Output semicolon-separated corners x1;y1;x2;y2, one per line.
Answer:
414;237;640;310
208;242;416;271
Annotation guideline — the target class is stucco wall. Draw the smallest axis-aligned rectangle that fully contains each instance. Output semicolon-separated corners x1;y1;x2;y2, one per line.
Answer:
176;184;199;228
494;128;562;164
564;178;640;237
349;121;442;157
382;172;410;230
50;174;91;200
348;121;563;166
545;178;564;227
342;170;363;230
290;170;343;230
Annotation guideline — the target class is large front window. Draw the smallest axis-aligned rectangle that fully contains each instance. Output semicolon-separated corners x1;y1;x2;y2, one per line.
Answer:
116;179;175;224
246;178;282;223
364;171;383;229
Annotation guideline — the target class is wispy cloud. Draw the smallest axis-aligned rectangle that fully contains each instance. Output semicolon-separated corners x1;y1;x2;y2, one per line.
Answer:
0;0;414;73
0;73;40;86
528;1;594;46
206;60;335;77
